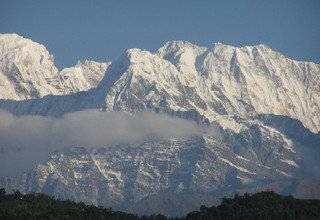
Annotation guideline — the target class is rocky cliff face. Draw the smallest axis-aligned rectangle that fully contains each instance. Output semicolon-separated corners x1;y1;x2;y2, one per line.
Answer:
2;126;304;207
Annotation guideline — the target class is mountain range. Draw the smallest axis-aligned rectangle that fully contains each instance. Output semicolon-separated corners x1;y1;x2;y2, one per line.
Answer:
0;33;319;216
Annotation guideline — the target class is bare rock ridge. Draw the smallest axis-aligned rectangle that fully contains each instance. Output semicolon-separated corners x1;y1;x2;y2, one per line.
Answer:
1;34;320;216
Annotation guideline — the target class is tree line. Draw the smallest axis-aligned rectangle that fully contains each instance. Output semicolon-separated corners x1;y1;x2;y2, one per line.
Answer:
1;188;320;220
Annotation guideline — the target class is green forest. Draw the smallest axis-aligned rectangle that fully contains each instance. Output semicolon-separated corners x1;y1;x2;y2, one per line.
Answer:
0;188;320;220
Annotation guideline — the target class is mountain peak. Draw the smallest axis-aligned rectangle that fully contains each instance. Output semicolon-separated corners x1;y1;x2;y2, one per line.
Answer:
0;33;22;42
1;35;320;216
101;40;320;133
158;40;206;57
0;33;108;100
0;33;28;43
0;33;49;57
0;33;61;100
0;35;319;132
125;48;146;59
159;40;197;50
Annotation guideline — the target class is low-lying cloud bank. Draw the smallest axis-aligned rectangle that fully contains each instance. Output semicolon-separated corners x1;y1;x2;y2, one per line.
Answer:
0;110;212;177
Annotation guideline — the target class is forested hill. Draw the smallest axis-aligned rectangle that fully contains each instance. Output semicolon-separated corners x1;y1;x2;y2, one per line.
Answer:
186;191;320;220
0;189;320;220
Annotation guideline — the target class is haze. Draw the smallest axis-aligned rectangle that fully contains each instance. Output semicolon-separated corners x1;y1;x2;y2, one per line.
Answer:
0;110;213;177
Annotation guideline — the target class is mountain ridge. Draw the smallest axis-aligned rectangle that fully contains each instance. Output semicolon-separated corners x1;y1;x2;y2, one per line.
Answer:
1;33;318;133
1;33;320;216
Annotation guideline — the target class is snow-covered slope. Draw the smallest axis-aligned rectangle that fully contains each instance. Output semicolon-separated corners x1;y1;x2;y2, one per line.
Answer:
0;33;62;99
100;41;320;133
1;36;320;216
59;60;110;93
1;37;318;133
158;41;320;133
0;33;109;100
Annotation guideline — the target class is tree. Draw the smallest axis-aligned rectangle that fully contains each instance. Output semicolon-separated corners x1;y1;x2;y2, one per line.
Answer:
0;188;5;197
13;190;23;200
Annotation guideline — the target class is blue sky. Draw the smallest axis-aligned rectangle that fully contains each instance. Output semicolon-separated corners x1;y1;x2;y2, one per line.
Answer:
1;0;319;69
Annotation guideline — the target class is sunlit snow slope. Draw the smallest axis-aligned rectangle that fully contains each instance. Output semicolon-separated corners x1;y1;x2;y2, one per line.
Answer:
0;33;109;100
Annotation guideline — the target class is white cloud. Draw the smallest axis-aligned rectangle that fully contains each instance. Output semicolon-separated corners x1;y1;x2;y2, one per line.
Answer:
0;110;213;177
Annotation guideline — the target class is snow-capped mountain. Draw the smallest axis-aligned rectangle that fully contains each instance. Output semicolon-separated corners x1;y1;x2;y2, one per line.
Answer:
1;38;318;133
0;33;109;100
100;41;320;133
1;34;320;216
